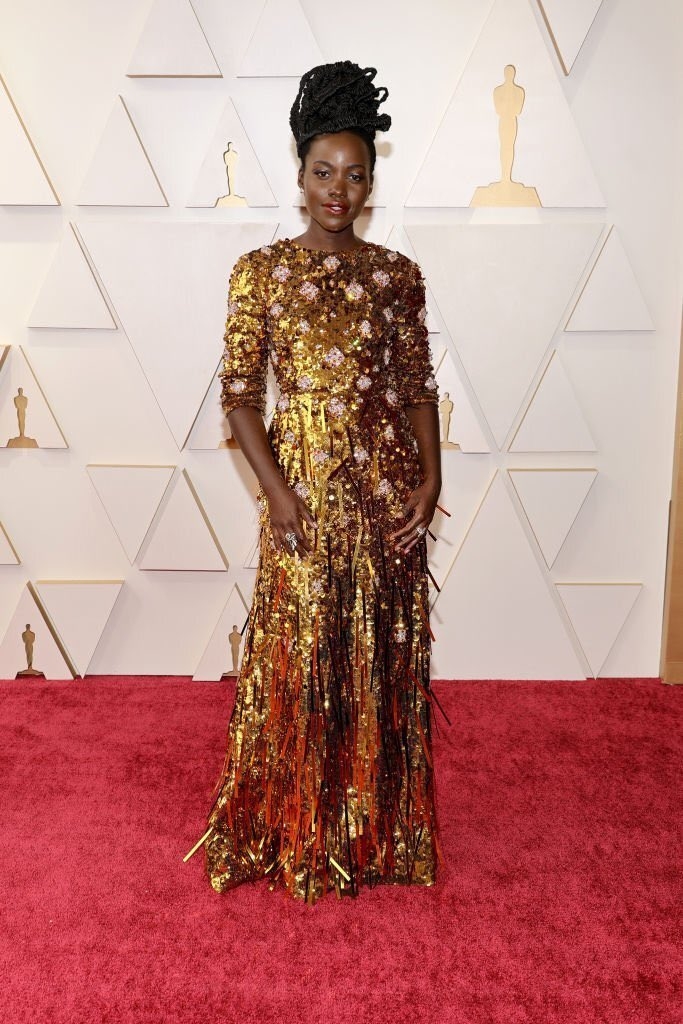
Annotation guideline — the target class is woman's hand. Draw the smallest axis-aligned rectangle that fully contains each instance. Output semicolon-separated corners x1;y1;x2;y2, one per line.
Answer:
388;476;441;554
265;480;318;556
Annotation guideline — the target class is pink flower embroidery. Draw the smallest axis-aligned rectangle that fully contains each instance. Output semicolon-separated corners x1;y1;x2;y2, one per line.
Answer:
323;255;340;272
383;307;394;322
425;376;438;391
328;397;346;418
297;374;313;390
346;280;364;300
277;394;290;411
356;375;372;391
323;347;345;367
300;281;319;301
353;447;369;464
299;319;311;333
269;302;283;317
294;481;310;499
387;251;399;262
386;388;399;406
272;265;291;282
359;320;372;337
373;269;390;287
229;379;246;393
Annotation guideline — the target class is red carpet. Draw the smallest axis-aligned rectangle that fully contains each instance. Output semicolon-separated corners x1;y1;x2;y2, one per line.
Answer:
1;675;681;1024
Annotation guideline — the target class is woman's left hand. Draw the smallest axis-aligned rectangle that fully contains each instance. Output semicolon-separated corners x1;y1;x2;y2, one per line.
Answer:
388;477;441;553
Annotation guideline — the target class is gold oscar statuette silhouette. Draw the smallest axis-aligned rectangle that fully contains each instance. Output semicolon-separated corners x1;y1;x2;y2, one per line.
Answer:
7;387;39;448
221;624;242;678
215;142;247;208
16;623;46;679
439;392;461;450
471;65;541;207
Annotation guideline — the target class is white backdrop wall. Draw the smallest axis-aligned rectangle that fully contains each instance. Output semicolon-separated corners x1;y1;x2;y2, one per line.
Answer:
0;0;681;679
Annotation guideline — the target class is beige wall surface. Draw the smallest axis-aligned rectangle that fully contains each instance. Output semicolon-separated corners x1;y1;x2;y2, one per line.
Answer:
0;0;681;678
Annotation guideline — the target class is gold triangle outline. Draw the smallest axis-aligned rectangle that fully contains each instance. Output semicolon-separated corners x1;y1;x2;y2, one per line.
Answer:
0;72;61;205
0;520;21;564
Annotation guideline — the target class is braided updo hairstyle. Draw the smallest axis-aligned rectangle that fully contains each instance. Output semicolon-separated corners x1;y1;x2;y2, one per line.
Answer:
289;60;391;174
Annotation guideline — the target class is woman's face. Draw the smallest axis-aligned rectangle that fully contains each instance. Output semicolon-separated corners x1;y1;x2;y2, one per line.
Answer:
298;131;373;236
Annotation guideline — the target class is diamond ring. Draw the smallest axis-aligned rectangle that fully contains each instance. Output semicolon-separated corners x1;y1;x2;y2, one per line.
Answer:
284;531;298;551
414;524;427;537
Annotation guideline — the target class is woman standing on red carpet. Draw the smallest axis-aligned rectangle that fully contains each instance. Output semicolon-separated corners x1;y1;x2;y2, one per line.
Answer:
187;61;445;903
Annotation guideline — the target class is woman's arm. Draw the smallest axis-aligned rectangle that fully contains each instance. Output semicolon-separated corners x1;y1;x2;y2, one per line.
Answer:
228;407;317;556
388;402;442;553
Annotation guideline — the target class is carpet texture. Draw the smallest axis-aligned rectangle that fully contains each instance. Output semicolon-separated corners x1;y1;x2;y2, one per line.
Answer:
1;675;681;1024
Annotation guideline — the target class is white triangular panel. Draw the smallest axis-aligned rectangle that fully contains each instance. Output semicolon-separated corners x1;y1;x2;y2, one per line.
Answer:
510;351;597;452
138;470;228;571
509;468;597;568
243;512;263;568
28;224;116;330
77;95;168;207
385;226;442;335
0;522;20;565
187;369;235;450
34;580;124;676
237;0;323;77
0;73;59;205
193;583;250;680
187;97;276;208
0;346;68;449
537;0;604;75
78;221;273;449
430;473;585;679
556;582;641;676
127;0;222;78
565;227;654;332
0;585;74;679
406;0;605;207
408;224;602;449
86;464;175;563
426;465;495;607
434;348;490;454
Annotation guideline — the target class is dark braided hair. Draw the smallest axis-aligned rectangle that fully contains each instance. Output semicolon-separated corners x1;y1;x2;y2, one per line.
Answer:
290;61;391;174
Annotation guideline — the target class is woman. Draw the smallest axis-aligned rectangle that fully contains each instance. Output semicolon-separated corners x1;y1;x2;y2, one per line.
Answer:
190;61;445;903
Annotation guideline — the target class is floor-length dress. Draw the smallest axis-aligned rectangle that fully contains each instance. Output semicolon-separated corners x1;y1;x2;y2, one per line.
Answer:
202;237;444;903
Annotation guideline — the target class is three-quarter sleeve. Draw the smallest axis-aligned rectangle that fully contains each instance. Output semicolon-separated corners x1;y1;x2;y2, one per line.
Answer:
391;258;439;408
218;252;269;417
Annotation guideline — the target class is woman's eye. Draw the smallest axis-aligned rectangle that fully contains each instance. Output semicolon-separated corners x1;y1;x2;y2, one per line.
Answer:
314;170;328;178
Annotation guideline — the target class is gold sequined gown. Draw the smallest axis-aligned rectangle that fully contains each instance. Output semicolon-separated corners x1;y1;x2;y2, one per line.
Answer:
203;237;444;903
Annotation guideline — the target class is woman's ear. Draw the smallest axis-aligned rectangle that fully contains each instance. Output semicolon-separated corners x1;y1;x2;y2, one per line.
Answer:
297;167;304;191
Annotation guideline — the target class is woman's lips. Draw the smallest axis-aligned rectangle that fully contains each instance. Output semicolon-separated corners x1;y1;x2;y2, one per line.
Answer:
323;203;349;216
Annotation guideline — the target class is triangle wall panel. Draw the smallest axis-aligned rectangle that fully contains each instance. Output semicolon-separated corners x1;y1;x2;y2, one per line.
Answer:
78;221;273;449
77;96;168;207
237;0;323;77
406;0;605;207
408;223;602;450
35;580;124;676
127;0;222;78
0;73;60;205
28;223;116;330
87;464;176;563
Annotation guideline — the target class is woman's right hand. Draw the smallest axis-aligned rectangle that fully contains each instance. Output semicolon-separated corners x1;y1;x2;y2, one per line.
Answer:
265;480;318;556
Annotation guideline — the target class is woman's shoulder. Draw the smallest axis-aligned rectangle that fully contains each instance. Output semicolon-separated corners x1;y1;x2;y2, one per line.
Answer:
369;242;420;274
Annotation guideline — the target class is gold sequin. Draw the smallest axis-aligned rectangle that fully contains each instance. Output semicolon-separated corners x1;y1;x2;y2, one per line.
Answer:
203;238;444;903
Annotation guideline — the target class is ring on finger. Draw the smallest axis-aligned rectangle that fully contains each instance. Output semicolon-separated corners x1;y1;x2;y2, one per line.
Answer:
414;524;427;538
284;530;298;552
